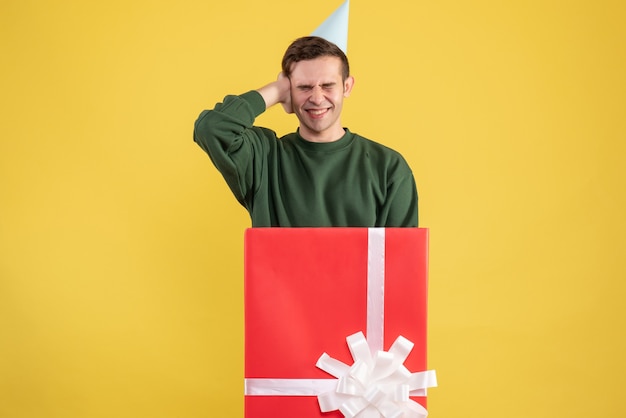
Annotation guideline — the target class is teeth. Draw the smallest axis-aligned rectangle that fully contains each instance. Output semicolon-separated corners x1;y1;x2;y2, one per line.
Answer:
309;109;326;115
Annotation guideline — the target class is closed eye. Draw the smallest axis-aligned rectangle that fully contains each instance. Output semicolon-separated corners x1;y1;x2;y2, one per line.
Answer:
296;83;336;92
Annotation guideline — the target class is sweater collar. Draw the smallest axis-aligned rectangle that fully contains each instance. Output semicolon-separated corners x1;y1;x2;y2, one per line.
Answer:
294;128;354;152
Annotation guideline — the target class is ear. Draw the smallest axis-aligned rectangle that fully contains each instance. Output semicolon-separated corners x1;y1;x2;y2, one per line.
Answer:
343;76;355;97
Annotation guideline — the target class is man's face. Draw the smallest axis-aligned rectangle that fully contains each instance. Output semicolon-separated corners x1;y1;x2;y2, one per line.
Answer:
289;56;354;143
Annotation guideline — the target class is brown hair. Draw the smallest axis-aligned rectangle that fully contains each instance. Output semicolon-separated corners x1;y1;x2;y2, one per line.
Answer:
281;36;350;80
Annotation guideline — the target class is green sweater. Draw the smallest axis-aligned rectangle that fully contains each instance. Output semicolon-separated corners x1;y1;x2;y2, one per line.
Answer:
193;91;418;227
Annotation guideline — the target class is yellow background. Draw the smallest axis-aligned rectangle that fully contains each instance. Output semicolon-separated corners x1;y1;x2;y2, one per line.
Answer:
1;0;625;417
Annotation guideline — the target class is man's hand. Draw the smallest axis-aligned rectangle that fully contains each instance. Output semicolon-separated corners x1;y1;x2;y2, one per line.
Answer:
277;73;293;114
257;73;292;114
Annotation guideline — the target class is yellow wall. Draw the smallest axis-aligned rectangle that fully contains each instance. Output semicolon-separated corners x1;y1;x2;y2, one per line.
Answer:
1;0;625;417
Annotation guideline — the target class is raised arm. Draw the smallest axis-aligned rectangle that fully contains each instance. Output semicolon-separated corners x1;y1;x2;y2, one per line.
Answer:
257;72;293;114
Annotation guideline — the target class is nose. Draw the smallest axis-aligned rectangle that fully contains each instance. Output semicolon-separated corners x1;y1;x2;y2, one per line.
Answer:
308;87;325;105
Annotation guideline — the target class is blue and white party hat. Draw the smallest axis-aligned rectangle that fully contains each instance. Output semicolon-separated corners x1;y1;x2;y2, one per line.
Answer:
311;0;350;54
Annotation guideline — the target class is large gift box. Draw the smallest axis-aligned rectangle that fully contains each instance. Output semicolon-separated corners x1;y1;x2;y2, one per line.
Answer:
244;228;436;418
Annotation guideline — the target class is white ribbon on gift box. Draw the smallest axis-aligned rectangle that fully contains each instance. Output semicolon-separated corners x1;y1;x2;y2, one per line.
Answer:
244;228;437;417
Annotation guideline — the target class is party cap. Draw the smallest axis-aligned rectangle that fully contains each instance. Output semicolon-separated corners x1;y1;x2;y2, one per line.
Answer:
311;0;350;54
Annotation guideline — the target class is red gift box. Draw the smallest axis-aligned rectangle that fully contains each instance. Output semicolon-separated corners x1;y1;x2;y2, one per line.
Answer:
244;228;435;418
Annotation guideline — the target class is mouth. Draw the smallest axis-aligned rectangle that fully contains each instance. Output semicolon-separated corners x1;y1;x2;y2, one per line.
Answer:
305;108;330;118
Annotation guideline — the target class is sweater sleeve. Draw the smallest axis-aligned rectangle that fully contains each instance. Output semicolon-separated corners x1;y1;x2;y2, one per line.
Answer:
379;163;419;227
193;91;269;207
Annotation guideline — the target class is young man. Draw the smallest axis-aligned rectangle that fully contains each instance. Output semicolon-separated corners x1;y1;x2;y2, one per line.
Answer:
194;36;418;227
